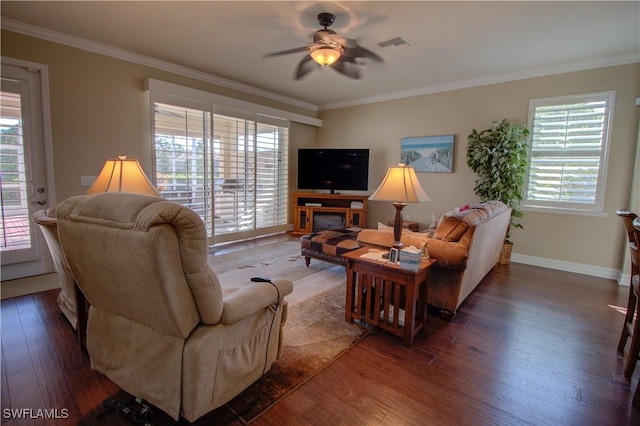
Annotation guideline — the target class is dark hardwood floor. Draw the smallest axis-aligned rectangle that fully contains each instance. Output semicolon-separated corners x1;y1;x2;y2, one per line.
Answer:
2;233;640;425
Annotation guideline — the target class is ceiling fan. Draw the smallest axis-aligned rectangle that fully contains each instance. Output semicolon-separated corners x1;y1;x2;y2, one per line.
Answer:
263;12;382;80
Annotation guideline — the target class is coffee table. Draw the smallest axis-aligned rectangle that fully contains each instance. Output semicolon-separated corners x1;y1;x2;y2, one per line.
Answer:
342;247;436;347
300;228;362;267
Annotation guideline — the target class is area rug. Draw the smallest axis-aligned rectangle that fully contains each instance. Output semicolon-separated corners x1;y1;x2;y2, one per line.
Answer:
206;241;371;424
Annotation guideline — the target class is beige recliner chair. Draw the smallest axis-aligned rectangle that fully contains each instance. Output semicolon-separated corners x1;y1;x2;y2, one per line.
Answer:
56;193;293;422
32;205;78;329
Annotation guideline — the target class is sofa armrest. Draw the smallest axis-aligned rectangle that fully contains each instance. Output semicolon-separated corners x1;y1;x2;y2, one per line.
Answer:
221;278;293;324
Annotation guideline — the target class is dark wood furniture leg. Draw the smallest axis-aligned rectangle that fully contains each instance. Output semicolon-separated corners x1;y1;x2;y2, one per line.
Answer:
74;282;88;353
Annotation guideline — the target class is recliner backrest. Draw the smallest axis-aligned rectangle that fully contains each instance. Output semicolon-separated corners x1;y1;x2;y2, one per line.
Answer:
57;193;224;338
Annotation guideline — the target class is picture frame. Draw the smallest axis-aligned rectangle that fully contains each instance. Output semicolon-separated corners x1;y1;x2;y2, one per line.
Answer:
401;135;455;173
389;247;399;263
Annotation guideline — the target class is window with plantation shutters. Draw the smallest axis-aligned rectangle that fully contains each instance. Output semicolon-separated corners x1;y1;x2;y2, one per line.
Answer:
523;91;614;212
153;102;289;245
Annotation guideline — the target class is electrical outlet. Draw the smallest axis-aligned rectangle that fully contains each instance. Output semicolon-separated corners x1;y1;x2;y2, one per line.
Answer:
81;176;97;186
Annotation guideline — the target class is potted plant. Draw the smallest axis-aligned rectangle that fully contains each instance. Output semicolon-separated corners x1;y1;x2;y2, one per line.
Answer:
466;119;530;264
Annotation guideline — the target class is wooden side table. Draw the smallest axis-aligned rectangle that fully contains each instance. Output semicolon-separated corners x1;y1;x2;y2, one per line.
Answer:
342;247;436;347
387;220;419;232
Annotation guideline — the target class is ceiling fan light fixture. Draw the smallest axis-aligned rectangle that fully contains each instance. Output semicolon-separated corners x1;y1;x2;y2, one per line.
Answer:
310;45;342;66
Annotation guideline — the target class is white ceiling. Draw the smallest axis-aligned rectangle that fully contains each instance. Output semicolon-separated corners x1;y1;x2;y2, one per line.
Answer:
2;1;639;110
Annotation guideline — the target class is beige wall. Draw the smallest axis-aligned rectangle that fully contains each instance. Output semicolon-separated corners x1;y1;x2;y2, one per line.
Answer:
1;30;318;204
318;64;640;272
3;29;639;274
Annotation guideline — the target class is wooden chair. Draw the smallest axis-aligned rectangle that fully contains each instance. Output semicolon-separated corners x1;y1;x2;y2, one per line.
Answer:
616;209;640;378
632;217;640;409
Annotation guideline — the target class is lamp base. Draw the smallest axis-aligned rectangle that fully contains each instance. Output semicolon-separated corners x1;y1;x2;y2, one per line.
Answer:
392;202;406;250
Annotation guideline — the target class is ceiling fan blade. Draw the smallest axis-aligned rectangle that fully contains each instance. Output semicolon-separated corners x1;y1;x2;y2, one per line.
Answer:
295;55;318;80
343;40;383;62
331;59;361;80
263;45;311;58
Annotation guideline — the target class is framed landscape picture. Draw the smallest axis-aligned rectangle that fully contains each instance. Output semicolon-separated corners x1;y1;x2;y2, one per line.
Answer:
401;135;455;173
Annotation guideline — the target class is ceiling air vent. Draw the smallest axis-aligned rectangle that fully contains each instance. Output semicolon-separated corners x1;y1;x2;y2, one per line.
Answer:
377;36;410;48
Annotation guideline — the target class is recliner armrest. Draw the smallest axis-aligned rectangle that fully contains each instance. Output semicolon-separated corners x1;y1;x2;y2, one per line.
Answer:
221;278;293;324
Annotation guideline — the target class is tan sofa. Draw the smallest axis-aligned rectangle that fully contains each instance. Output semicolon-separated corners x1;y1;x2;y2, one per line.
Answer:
356;201;510;320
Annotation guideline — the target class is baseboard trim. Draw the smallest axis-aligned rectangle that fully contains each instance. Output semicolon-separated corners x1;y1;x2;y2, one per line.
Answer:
1;273;60;300
620;273;632;287
511;253;622;283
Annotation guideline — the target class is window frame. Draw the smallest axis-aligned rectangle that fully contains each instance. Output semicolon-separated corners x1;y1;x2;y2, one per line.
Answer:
522;91;615;214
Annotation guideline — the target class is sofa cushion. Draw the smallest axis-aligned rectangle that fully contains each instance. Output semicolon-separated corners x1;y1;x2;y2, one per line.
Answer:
434;217;469;242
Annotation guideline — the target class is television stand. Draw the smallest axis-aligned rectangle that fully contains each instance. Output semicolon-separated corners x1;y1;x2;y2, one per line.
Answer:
292;192;368;236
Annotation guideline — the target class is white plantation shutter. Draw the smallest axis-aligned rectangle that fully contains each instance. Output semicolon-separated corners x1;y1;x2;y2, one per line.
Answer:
154;103;213;233
153;102;288;244
255;122;289;229
213;113;254;235
0;89;30;250
212;114;288;236
524;92;614;212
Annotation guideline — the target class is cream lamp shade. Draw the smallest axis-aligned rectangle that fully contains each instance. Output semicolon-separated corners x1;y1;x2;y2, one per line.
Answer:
369;164;430;248
86;156;161;197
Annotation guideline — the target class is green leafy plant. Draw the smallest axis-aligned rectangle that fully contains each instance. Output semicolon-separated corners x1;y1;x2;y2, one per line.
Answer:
466;119;530;242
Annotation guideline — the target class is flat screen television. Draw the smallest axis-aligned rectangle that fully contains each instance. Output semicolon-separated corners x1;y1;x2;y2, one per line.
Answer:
297;148;369;193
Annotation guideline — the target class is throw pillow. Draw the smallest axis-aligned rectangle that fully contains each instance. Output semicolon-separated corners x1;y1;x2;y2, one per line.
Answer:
433;217;470;242
429;211;444;229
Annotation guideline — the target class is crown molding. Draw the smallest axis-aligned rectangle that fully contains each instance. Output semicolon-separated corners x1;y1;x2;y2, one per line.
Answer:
1;17;319;113
319;53;640;111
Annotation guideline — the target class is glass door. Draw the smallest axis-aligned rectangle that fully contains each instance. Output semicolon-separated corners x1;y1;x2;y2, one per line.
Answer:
1;61;53;280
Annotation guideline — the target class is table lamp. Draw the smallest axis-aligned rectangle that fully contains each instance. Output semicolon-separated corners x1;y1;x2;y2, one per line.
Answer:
369;164;430;248
86;156;161;197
